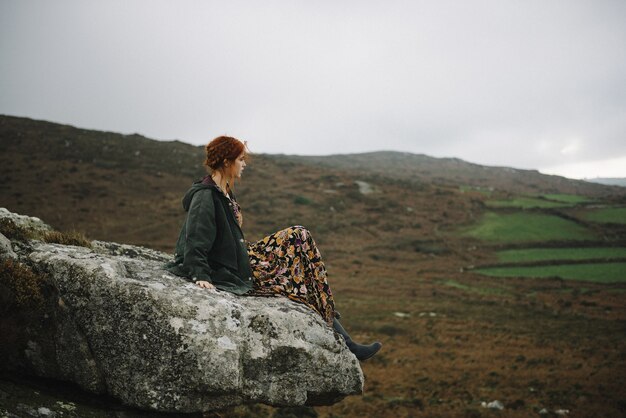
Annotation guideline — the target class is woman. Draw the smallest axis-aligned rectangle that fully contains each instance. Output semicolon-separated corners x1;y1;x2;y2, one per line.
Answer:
165;136;381;361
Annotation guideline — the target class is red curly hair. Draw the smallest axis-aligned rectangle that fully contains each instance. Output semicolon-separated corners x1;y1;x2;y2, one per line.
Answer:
204;136;248;172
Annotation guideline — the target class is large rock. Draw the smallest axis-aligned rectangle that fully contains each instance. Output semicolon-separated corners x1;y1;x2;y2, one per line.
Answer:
0;208;364;413
0;208;52;235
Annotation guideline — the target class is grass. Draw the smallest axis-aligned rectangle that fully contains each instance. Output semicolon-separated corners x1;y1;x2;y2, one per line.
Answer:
0;218;91;247
462;212;595;243
542;194;592;204
437;279;509;295
293;195;313;205
475;262;626;283
486;194;593;208
496;247;626;263
42;230;92;247
486;197;571;209
582;207;626;225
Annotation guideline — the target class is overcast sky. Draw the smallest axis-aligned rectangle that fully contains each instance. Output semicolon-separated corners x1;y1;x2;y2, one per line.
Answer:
1;0;625;179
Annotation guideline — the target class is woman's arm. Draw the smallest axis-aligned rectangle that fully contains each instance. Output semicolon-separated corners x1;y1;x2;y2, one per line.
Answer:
182;189;218;286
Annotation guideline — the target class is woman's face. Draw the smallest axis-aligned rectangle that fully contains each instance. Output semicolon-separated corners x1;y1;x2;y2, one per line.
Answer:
227;152;246;179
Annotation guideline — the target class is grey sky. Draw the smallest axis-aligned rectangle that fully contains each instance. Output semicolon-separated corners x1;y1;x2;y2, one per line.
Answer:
1;0;625;179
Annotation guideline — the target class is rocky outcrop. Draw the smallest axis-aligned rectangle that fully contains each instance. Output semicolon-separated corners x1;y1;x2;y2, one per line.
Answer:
0;208;364;413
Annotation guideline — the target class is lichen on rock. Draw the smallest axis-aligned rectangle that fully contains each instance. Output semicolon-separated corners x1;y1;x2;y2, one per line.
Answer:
0;208;364;413
0;208;52;238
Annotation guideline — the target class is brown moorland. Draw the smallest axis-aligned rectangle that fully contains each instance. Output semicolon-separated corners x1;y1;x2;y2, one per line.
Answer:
1;114;625;417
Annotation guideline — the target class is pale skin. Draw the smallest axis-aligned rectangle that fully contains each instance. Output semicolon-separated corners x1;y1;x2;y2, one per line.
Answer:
196;152;247;290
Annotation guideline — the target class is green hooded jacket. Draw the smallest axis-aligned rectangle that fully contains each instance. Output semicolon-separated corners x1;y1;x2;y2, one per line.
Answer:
164;177;254;295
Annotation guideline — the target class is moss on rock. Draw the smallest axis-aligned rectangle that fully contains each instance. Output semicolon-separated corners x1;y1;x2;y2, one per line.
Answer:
0;258;46;310
0;216;91;248
0;218;33;242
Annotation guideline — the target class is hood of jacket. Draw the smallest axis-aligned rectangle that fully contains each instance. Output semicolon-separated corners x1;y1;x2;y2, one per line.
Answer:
182;177;216;212
183;175;241;211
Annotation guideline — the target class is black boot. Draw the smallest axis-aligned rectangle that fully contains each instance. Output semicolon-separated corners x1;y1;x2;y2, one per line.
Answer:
333;318;382;361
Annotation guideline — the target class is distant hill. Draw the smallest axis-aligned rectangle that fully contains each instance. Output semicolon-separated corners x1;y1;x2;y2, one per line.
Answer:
287;151;622;197
586;177;626;187
1;114;621;197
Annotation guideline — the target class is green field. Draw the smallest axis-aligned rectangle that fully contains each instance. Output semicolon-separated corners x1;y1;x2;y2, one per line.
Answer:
475;262;626;283
463;212;595;242
486;197;571;209
583;207;626;225
496;247;626;263
486;193;594;209
541;194;593;204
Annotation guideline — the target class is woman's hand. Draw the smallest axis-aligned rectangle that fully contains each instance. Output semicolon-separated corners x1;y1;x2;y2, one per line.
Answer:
196;280;215;289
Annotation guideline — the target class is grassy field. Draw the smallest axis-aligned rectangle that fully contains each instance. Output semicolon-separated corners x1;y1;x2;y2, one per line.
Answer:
486;196;572;209
582;207;626;224
469;209;625;283
541;194;593;204
462;212;595;242
475;262;626;283
485;193;595;209
496;247;626;263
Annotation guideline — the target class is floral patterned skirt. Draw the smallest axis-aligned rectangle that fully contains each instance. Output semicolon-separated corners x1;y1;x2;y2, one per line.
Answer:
247;225;336;324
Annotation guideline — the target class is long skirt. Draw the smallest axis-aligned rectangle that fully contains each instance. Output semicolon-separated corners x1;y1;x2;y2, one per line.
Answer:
247;225;336;324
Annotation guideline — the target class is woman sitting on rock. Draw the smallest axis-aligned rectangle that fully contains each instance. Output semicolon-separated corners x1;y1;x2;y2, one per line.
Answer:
165;135;381;361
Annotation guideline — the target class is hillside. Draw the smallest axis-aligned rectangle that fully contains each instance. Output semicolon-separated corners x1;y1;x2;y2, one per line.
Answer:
1;114;623;251
1;114;625;418
287;151;623;197
587;177;626;187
